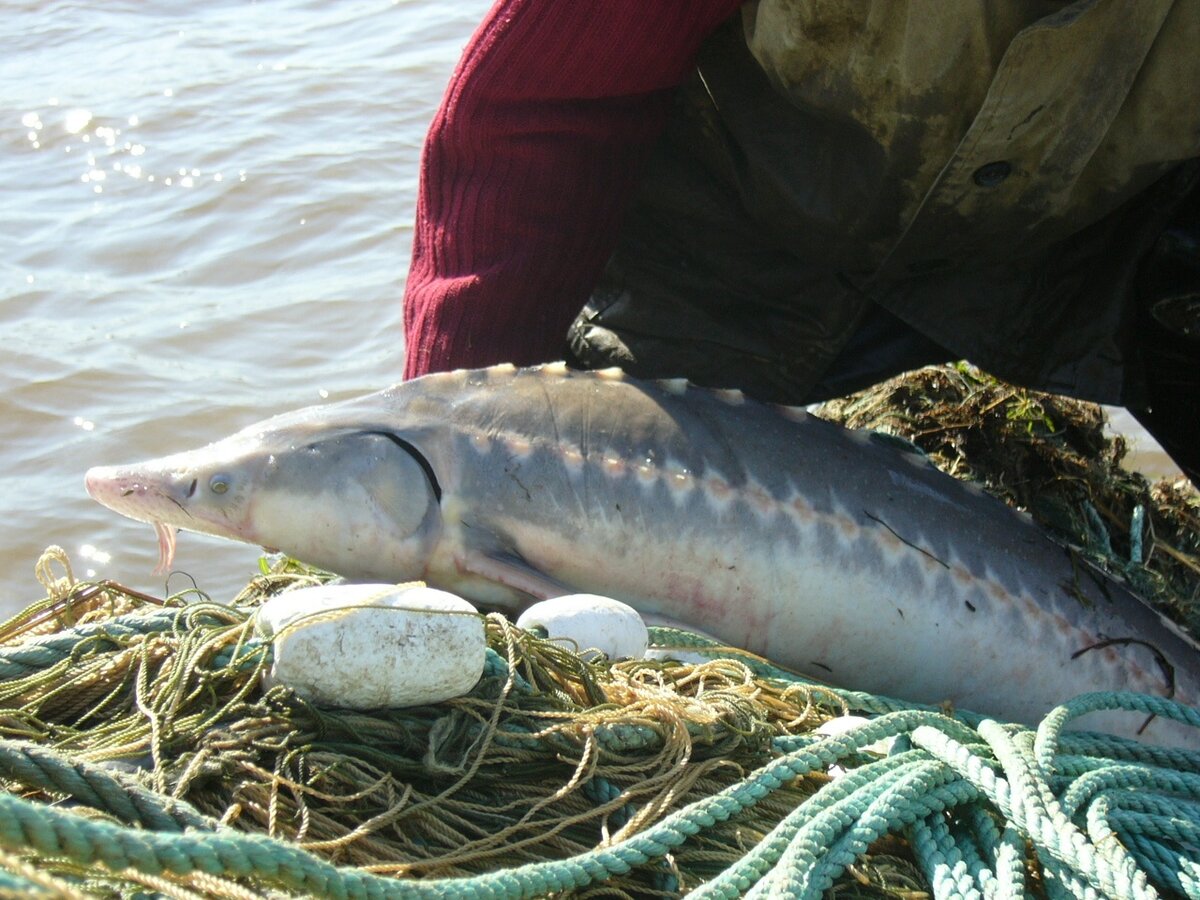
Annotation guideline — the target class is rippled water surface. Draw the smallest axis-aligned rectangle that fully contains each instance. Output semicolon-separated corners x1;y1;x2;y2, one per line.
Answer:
0;0;1182;616
2;0;490;610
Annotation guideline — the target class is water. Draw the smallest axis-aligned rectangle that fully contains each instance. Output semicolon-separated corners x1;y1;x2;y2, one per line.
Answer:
0;0;1182;615
1;0;491;610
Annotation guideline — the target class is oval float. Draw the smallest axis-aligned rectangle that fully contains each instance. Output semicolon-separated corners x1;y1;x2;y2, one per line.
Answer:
256;582;484;708
517;594;648;660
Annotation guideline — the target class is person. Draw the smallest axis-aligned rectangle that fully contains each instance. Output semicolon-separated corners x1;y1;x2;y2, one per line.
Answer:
402;1;1200;484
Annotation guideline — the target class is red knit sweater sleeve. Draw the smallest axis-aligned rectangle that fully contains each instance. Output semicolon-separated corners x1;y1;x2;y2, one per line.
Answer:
402;0;743;379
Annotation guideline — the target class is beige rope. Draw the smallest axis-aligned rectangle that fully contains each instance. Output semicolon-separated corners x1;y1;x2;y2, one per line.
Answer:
34;545;75;599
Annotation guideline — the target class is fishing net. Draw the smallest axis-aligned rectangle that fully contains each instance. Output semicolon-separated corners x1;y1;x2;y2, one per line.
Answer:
0;551;1197;898
0;364;1196;898
0;553;855;897
817;363;1200;639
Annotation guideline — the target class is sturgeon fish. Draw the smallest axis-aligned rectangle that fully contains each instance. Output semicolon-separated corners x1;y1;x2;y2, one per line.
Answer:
85;363;1200;745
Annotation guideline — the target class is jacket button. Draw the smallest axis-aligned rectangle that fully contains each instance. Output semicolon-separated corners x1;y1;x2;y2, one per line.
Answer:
973;161;1012;187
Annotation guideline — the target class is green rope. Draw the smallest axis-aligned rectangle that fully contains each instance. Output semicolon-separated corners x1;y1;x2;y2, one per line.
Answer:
694;749;945;898
1054;732;1200;773
757;762;975;898
963;804;1029;900
914;720;1156;899
4;609;1200;897
0;740;216;833
0;867;55;897
0;711;977;898
1123;829;1196;899
1060;762;1200;822
1034;690;1200;768
909;808;984;900
0;789;392;899
2;700;1198;898
0;608;225;680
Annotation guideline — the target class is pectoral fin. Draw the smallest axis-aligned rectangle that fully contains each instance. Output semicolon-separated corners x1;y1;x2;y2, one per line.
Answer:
457;549;570;601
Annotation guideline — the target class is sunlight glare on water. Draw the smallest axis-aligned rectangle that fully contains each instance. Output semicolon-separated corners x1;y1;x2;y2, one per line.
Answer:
1;0;492;612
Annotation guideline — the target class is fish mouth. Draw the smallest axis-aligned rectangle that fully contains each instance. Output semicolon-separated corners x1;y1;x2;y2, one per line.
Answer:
86;466;188;574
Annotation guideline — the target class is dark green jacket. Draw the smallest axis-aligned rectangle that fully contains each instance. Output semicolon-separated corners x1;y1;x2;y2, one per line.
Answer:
572;0;1200;407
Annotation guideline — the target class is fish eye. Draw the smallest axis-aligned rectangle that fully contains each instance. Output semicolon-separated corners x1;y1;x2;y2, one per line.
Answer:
209;474;231;495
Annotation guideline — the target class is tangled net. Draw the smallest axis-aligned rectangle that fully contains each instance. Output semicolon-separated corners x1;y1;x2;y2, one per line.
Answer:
0;551;1197;898
817;363;1200;637
0;365;1195;898
0;554;862;897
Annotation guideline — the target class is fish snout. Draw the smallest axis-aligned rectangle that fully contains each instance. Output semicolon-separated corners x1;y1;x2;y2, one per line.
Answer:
84;464;192;523
84;465;125;503
85;464;156;499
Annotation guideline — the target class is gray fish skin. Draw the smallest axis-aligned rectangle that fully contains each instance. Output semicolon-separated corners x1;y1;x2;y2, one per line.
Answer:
85;363;1200;745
